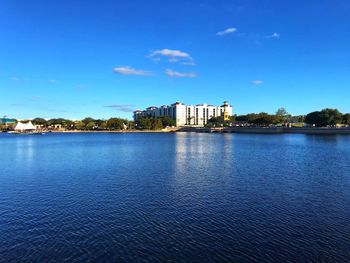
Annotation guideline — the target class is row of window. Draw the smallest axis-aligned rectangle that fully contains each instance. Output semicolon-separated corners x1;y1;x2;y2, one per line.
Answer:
184;108;220;125
137;106;226;126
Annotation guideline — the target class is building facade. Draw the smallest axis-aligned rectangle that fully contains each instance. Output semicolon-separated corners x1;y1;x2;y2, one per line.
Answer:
0;117;16;125
134;101;233;127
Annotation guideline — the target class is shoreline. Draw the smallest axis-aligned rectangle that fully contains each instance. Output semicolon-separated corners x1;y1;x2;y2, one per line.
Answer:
4;127;350;135
179;127;350;135
49;129;176;133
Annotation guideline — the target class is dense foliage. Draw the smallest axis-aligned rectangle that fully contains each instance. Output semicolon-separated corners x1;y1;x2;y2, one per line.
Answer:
135;116;175;130
235;113;284;125
208;107;349;127
305;109;343;127
31;117;132;130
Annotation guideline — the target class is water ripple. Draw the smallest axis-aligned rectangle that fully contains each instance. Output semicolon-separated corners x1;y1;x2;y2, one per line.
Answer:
1;133;350;262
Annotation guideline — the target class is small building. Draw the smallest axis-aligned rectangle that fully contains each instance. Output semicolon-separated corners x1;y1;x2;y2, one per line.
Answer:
35;124;45;130
0;117;16;125
14;121;36;132
48;124;63;130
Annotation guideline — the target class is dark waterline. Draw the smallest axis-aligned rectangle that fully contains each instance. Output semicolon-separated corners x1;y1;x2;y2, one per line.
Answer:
1;133;350;262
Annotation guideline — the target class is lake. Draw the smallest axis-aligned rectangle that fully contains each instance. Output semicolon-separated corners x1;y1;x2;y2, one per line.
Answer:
1;132;350;262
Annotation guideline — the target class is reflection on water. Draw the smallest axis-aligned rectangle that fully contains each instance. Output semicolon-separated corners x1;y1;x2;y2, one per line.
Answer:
1;133;350;262
173;133;234;196
15;137;35;163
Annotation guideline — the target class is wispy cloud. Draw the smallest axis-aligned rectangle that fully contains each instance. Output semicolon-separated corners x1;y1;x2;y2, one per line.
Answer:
104;104;135;112
165;69;197;78
216;27;237;36
181;61;196;66
265;32;280;39
251;80;263;85
148;49;194;63
11;77;57;83
113;66;153;76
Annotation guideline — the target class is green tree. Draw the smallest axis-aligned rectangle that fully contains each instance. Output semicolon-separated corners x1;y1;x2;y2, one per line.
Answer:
297;115;306;123
254;113;271;125
74;121;85;130
276;108;288;117
152;118;163;130
229;115;236;122
208;116;224;126
158;116;175;127
63;120;74;129
94;119;106;129
99;121;108;129
82;117;95;126
287;115;305;123
86;121;96;130
305;108;343;127
106;118;126;130
276;107;291;123
137;117;152;130
321;108;342;125
342;113;350;125
128;121;136;130
48;118;71;126
32;118;47;126
236;113;259;123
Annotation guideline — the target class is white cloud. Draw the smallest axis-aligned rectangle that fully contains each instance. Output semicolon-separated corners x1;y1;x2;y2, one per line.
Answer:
265;32;280;39
251;80;263;85
11;77;20;81
165;69;197;78
148;49;194;64
113;66;153;76
216;27;237;36
49;79;56;83
150;49;191;59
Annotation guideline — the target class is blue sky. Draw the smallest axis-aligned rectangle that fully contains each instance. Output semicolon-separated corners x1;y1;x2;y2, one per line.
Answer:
1;0;350;120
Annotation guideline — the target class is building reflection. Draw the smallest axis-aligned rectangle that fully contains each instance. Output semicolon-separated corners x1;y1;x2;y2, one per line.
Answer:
172;133;235;202
15;137;35;165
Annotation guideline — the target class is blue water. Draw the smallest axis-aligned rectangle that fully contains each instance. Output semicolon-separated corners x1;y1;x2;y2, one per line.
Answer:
1;132;350;262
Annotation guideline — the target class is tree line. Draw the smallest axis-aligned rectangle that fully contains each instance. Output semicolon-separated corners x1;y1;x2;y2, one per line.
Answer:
134;116;175;130
304;109;350;127
1;116;176;131
207;108;350;127
23;117;132;130
32;116;176;130
2;107;350;131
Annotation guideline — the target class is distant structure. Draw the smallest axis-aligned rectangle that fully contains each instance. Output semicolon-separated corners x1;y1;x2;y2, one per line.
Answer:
0;117;16;125
134;101;233;127
14;121;36;132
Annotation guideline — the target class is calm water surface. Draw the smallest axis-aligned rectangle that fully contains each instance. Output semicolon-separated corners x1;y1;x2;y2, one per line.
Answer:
1;132;350;262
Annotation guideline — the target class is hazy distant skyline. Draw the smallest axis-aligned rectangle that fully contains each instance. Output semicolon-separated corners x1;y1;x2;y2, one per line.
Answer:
1;0;350;119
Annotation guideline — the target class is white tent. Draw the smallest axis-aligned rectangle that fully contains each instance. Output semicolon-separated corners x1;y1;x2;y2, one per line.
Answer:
15;121;36;131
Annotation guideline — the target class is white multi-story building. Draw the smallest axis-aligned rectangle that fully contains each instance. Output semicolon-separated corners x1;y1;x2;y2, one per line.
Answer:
134;101;233;127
